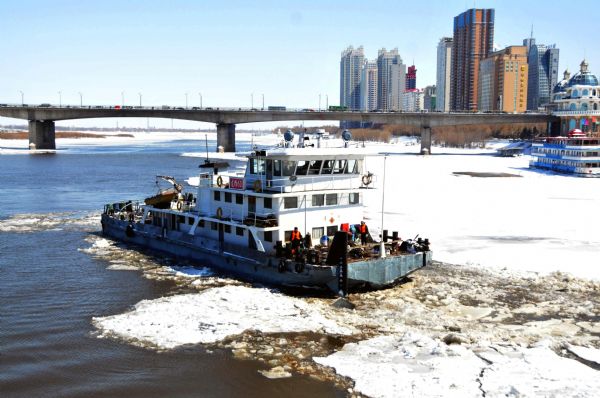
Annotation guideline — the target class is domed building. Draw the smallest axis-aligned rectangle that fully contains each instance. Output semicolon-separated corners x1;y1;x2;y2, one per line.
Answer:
552;60;600;134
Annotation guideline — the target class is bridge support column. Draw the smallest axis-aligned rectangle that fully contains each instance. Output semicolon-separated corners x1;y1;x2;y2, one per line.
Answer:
216;123;236;152
28;120;56;150
420;126;431;155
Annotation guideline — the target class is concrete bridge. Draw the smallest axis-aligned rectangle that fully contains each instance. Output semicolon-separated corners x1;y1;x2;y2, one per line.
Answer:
0;104;556;153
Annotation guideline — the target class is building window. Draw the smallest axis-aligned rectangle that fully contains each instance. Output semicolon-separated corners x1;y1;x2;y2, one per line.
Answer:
236;194;243;204
312;227;324;240
214;191;220;201
327;226;338;236
312;194;324;206
326;193;338;205
236;227;244;236
264;197;272;209
349;192;359;204
224;192;232;203
284;197;298;209
264;231;273;242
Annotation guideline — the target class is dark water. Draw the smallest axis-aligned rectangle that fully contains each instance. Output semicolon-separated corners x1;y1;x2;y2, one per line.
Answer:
0;139;343;397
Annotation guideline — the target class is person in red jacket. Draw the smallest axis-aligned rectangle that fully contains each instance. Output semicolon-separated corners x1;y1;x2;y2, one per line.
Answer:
290;227;302;253
359;221;368;245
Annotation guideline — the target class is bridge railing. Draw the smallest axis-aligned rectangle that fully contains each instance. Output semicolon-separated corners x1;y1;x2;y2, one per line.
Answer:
0;103;549;115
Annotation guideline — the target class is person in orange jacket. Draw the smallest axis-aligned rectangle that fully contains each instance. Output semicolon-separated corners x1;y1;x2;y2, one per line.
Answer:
359;221;368;245
290;227;302;253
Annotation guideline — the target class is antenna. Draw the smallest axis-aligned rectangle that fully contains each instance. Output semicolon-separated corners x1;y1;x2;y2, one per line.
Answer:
530;24;534;39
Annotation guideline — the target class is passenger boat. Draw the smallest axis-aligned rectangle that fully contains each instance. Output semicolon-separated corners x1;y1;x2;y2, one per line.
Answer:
101;134;432;294
530;129;600;177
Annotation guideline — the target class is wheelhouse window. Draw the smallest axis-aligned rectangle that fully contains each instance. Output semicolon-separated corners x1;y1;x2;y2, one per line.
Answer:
214;191;220;201
312;194;324;206
326;193;338;206
333;160;347;174
349;192;359;205
327;226;338;236
346;159;358;174
273;160;282;176
236;194;243;204
295;160;309;175
224;224;231;234
308;160;323;175
249;158;265;175
321;160;334;174
284;197;298;209
282;161;296;176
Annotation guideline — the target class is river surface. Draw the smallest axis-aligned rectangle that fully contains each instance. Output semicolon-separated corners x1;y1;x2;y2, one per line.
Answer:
0;138;344;397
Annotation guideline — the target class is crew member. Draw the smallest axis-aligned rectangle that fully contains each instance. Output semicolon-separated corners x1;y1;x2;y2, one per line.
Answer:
360;221;368;245
290;227;302;254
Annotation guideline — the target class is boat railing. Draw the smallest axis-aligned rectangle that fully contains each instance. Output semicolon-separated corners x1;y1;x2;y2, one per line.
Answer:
103;200;144;220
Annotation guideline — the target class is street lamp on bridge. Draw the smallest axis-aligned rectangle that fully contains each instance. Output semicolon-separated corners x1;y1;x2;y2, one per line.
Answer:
58;91;62;107
138;92;142;107
19;91;24;105
78;92;83;107
318;94;321;111
262;93;264;110
198;92;202;109
121;91;125;107
251;92;254;109
185;92;189;108
326;94;328;110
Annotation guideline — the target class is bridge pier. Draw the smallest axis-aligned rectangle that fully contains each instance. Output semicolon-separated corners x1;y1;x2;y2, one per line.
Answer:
420;125;431;155
28;120;56;150
216;123;236;152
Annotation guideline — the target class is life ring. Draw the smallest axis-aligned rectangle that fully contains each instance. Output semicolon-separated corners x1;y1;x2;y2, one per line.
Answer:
294;262;305;273
253;180;262;192
216;207;223;219
176;201;182;211
361;173;373;186
216;175;223;187
278;259;286;273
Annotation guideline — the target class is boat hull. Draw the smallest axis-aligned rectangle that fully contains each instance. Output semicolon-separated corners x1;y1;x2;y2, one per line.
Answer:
100;215;430;293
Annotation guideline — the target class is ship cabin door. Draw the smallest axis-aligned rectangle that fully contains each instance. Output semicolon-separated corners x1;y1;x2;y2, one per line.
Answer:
266;159;273;187
218;223;224;251
248;196;256;217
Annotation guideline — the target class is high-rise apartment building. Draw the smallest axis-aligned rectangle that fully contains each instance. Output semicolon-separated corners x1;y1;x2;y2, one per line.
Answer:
360;60;378;111
402;89;424;112
524;38;560;110
406;65;417;90
477;46;529;113
450;8;495;111
423;85;437;111
377;48;405;111
340;46;365;110
436;37;453;112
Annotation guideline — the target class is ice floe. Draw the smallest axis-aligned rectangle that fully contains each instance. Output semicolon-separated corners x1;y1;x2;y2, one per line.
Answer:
315;334;600;398
93;285;353;349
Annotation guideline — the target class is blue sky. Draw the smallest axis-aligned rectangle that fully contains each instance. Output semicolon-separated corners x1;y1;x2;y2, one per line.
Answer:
1;0;597;128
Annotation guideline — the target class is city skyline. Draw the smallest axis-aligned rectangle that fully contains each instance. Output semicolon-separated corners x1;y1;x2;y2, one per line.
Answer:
1;0;598;128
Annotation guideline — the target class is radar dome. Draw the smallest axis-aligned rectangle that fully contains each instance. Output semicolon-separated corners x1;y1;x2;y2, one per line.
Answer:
284;130;294;142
